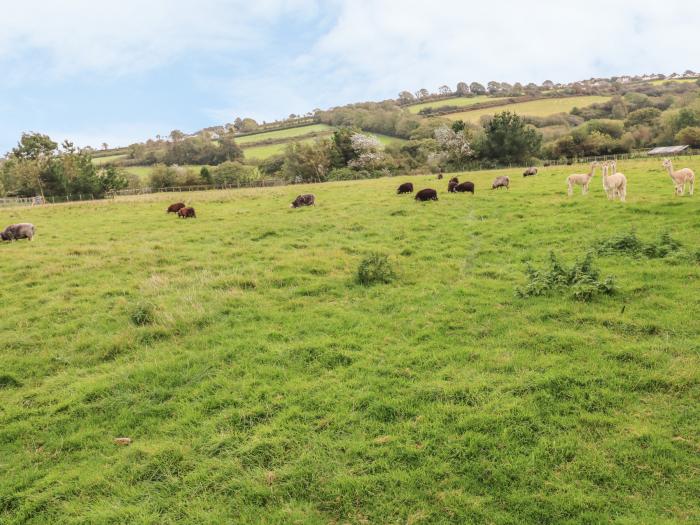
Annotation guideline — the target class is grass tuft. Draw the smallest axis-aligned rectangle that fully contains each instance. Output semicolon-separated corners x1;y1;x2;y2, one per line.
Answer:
357;252;395;285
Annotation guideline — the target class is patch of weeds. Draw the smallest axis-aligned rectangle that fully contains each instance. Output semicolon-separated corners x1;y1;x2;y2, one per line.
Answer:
130;301;156;326
595;231;682;259
0;374;22;389
357;252;395;286
516;252;615;302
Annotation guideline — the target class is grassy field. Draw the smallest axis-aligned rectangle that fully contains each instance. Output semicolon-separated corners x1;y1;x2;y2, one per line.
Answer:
406;96;491;114
1;158;699;523
235;124;334;145
445;96;611;123
92;154;128;166
649;78;698;86
241;132;404;161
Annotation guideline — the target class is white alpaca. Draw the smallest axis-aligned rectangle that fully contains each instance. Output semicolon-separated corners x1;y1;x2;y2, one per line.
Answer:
601;162;613;199
602;163;627;202
567;162;597;196
662;158;695;196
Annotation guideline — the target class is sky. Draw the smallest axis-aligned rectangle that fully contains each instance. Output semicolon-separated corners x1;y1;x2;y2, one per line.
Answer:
1;0;699;153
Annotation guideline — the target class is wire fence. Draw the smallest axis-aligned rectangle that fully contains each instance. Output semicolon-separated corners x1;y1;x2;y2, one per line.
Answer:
1;151;697;208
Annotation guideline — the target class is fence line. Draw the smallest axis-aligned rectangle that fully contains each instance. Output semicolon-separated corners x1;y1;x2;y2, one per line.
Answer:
1;151;697;208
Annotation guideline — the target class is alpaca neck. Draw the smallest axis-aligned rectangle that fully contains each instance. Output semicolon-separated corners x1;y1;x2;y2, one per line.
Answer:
665;163;675;180
587;165;595;180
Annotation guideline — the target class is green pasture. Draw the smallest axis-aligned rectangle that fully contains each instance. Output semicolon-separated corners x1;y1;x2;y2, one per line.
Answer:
1;157;698;523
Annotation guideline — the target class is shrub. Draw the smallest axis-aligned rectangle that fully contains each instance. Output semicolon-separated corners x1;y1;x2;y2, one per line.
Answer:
516;252;615;302
130;301;156;326
357;253;395;286
327;167;356;181
595;231;682;259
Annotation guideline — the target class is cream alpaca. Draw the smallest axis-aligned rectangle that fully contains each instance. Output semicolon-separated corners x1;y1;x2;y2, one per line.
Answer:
602;163;627;202
567;162;597;196
662;158;694;196
601;162;613;199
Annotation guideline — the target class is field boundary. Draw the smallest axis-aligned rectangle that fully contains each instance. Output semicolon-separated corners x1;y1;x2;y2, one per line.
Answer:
3;152;697;208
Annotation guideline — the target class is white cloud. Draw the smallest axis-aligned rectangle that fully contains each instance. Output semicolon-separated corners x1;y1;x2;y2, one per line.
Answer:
303;0;700;95
0;0;325;77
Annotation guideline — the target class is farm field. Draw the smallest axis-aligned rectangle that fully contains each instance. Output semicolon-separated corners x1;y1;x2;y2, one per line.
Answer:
406;95;491;113
92;154;128;165
1;158;699;523
649;78;698;85
445;95;611;123
235;124;334;145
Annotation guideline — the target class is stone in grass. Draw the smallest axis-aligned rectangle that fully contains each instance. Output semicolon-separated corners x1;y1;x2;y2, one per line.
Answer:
114;437;132;446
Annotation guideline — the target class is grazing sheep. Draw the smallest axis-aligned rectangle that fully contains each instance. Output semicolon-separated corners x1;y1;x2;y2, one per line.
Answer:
567;162;597;196
602;163;627;202
177;207;196;218
397;182;414;194
437;173;443;180
449;177;459;183
454;181;475;194
447;180;458;193
491;176;510;190
1;223;35;241
167;202;186;213
290;194;316;208
415;188;438;201
523;167;538;177
662;158;695;196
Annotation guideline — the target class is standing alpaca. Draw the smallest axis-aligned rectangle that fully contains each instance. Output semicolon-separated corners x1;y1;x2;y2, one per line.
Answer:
662;158;695;196
601;161;617;199
567;162;598;196
602;163;627;202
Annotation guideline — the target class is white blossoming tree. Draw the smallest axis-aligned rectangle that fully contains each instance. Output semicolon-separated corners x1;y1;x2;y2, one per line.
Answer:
434;126;473;169
349;133;383;170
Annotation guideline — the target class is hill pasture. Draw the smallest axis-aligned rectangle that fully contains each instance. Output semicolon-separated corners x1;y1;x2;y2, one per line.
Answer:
445;95;611;123
406;95;491;114
1;158;698;523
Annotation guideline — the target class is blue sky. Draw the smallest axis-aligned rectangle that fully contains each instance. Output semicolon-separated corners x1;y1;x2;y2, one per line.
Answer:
1;0;698;153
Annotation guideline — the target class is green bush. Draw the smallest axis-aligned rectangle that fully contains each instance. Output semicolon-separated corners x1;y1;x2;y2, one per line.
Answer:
517;252;615;302
595;231;682;259
357;253;395;286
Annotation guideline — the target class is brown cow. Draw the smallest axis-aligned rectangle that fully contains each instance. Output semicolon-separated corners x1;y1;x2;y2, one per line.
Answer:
167;202;186;213
178;207;196;218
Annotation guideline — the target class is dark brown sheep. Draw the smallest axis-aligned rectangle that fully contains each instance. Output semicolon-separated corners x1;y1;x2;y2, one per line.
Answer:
437;173;443;180
454;181;475;194
415;188;438;201
167;202;186;213
397;182;414;194
178;207;196;218
492;176;510;190
1;223;35;241
523;167;538;177
449;177;459;183
290;194;316;208
447;180;458;193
